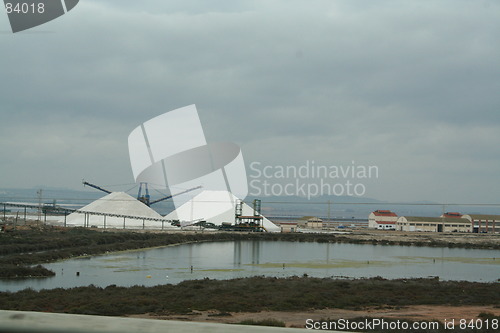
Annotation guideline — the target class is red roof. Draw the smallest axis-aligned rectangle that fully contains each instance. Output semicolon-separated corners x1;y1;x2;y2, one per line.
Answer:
443;212;463;218
372;210;397;217
375;221;396;224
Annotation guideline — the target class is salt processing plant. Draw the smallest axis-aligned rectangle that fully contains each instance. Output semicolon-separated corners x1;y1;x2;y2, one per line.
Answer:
2;183;500;235
0;181;281;233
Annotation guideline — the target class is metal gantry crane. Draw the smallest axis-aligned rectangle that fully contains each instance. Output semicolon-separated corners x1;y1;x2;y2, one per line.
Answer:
82;180;201;207
149;185;202;206
82;181;111;194
137;182;150;205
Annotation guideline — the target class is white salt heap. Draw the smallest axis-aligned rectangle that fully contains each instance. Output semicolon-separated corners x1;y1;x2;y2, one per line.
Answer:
164;190;280;232
61;192;172;229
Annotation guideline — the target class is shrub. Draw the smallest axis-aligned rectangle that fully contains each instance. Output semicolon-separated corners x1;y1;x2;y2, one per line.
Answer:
237;319;286;327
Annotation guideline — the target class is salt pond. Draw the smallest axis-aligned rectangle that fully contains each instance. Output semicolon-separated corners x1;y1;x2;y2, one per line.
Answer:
1;241;498;292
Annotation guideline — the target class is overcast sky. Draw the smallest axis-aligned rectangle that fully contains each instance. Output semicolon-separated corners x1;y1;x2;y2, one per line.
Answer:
0;0;499;203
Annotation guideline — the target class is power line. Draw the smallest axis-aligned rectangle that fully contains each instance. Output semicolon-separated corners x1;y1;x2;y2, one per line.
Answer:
262;201;500;206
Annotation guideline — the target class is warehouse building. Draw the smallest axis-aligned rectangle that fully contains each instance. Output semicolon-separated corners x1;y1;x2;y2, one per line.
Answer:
462;214;500;233
396;216;471;232
306;217;323;229
368;210;398;230
279;221;298;233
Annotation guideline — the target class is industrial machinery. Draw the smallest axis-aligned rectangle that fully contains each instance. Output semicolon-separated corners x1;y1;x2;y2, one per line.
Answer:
220;199;265;232
41;200;66;216
137;182;150;205
82;181;111;194
82;180;201;207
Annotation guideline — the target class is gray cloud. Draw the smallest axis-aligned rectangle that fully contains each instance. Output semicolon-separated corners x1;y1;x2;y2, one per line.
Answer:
0;0;498;203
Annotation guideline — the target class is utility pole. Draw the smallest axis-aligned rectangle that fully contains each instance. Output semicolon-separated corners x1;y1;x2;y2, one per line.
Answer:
327;200;331;229
441;204;446;233
37;189;43;226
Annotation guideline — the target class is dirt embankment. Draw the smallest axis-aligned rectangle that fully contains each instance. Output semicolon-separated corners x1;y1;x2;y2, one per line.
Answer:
130;305;500;328
344;229;500;248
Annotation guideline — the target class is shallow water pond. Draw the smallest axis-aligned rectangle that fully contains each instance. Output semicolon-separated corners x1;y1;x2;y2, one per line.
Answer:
1;241;498;292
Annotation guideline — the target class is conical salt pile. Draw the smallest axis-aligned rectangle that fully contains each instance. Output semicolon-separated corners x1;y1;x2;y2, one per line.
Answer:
62;192;172;229
164;190;280;232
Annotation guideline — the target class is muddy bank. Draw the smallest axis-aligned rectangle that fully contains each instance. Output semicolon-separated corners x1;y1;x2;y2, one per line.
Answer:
342;230;500;249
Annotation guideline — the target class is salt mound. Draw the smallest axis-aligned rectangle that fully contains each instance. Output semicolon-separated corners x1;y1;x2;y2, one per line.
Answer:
164;190;280;232
62;192;173;229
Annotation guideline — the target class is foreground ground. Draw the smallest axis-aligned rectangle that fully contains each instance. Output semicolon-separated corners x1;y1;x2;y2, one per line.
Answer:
0;228;499;331
130;305;500;328
1;276;499;331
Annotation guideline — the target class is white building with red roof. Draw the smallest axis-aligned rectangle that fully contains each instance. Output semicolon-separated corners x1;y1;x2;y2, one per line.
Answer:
368;210;398;230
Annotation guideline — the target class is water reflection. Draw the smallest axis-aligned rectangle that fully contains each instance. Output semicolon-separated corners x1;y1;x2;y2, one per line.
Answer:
234;240;261;266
